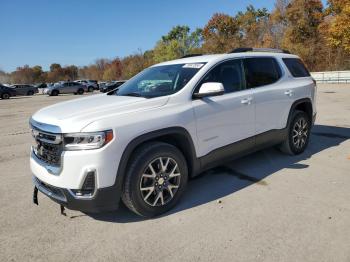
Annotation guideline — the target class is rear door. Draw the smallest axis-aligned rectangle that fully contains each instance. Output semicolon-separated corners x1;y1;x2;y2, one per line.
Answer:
72;82;82;92
243;57;291;134
16;85;26;96
61;83;70;94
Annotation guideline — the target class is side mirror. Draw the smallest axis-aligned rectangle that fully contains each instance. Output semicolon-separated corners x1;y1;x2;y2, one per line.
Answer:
193;82;225;99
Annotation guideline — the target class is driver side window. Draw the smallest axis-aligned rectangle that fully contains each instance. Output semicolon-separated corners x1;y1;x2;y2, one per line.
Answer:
197;59;245;94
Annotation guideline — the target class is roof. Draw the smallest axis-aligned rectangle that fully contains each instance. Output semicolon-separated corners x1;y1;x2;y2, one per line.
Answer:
153;52;298;67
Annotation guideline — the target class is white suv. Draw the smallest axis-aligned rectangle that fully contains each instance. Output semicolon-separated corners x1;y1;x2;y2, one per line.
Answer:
30;48;317;217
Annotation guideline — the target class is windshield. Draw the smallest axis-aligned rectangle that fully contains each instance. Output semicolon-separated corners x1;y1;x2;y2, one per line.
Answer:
115;63;205;98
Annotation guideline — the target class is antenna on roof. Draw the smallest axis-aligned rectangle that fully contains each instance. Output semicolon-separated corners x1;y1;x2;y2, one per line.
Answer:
229;48;291;54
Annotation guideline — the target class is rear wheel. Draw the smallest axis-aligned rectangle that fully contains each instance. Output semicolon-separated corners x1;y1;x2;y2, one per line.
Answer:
280;110;311;155
1;93;10;99
51;90;59;96
27;90;34;96
77;88;84;95
122;142;188;217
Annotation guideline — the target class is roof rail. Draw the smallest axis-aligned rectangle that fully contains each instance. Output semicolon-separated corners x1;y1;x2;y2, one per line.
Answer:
181;54;203;58
229;48;290;54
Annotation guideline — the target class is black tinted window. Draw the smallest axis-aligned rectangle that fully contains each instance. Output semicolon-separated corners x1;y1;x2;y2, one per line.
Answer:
115;82;125;87
283;58;310;77
198;59;245;93
244;58;282;88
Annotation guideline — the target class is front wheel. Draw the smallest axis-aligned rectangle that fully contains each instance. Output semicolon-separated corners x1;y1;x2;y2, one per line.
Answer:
122;142;188;217
88;87;94;92
77;88;84;95
50;90;59;96
279;110;311;155
1;93;10;99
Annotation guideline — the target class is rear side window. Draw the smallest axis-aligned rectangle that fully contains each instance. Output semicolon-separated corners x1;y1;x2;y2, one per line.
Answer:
244;58;282;88
283;58;310;77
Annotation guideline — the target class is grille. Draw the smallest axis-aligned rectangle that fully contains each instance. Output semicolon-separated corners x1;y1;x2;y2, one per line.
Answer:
32;128;63;166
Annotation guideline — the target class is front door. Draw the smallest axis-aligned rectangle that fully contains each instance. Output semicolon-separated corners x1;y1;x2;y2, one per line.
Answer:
192;59;255;158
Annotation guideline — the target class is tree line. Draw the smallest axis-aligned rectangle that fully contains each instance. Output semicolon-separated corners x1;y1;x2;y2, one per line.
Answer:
1;0;349;84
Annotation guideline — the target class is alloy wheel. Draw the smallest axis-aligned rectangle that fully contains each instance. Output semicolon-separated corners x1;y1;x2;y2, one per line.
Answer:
139;157;181;207
292;118;308;149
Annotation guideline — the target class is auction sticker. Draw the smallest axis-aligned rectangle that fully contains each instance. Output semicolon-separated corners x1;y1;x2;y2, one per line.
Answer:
183;63;204;69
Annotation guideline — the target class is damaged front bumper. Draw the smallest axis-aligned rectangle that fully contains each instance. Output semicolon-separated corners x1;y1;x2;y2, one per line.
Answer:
32;176;120;213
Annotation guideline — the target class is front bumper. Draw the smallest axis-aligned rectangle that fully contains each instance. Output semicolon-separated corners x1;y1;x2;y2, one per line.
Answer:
33;176;120;213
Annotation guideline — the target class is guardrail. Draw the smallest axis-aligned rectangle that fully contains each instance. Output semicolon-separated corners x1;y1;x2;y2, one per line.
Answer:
311;71;350;83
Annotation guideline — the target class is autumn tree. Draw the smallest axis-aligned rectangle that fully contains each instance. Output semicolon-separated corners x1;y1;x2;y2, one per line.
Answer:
236;5;271;47
153;26;203;62
323;0;350;52
202;13;241;53
268;0;291;48
0;69;10;84
121;51;153;79
102;58;123;81
282;0;324;70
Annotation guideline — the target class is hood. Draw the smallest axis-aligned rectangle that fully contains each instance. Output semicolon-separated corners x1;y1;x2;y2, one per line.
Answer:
31;94;169;133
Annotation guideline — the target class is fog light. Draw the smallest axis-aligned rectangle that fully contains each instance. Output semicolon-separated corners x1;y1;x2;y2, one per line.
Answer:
70;170;96;198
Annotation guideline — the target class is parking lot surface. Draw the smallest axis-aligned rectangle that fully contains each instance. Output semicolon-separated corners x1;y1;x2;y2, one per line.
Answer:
0;85;349;262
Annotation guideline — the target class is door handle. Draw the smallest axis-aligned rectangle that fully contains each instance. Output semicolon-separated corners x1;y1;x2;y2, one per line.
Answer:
284;90;293;96
241;97;252;105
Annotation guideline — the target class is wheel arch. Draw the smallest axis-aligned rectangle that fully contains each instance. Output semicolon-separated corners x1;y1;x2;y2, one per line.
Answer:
121;127;198;178
112;127;199;201
286;98;313;127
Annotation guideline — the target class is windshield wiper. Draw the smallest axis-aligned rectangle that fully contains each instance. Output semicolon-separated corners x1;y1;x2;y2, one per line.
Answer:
119;92;144;98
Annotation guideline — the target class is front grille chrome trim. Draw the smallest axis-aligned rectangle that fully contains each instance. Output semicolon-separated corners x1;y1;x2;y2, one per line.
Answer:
30;119;64;171
29;118;62;134
31;149;63;175
31;128;62;144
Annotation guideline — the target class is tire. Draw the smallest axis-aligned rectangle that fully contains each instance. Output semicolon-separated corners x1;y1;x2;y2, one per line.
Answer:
27;90;34;96
77;88;84;95
51;90;59;96
279;110;311;155
88;87;94;92
1;93;10;99
122;142;188;217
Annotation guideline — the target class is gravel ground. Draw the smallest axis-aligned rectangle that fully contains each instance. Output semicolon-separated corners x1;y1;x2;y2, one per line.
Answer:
0;85;349;262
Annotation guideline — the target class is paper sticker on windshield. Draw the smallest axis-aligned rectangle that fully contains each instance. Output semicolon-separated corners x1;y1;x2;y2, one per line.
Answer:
183;63;204;69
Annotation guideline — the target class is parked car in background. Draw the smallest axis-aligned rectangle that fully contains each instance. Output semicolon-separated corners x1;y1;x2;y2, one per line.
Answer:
98;81;108;90
34;83;48;94
35;83;47;89
11;84;38;96
75;80;98;92
0;84;16;99
44;81;88;96
99;80;126;93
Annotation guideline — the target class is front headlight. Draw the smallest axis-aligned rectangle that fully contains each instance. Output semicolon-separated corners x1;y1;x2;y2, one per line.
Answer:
63;130;113;151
